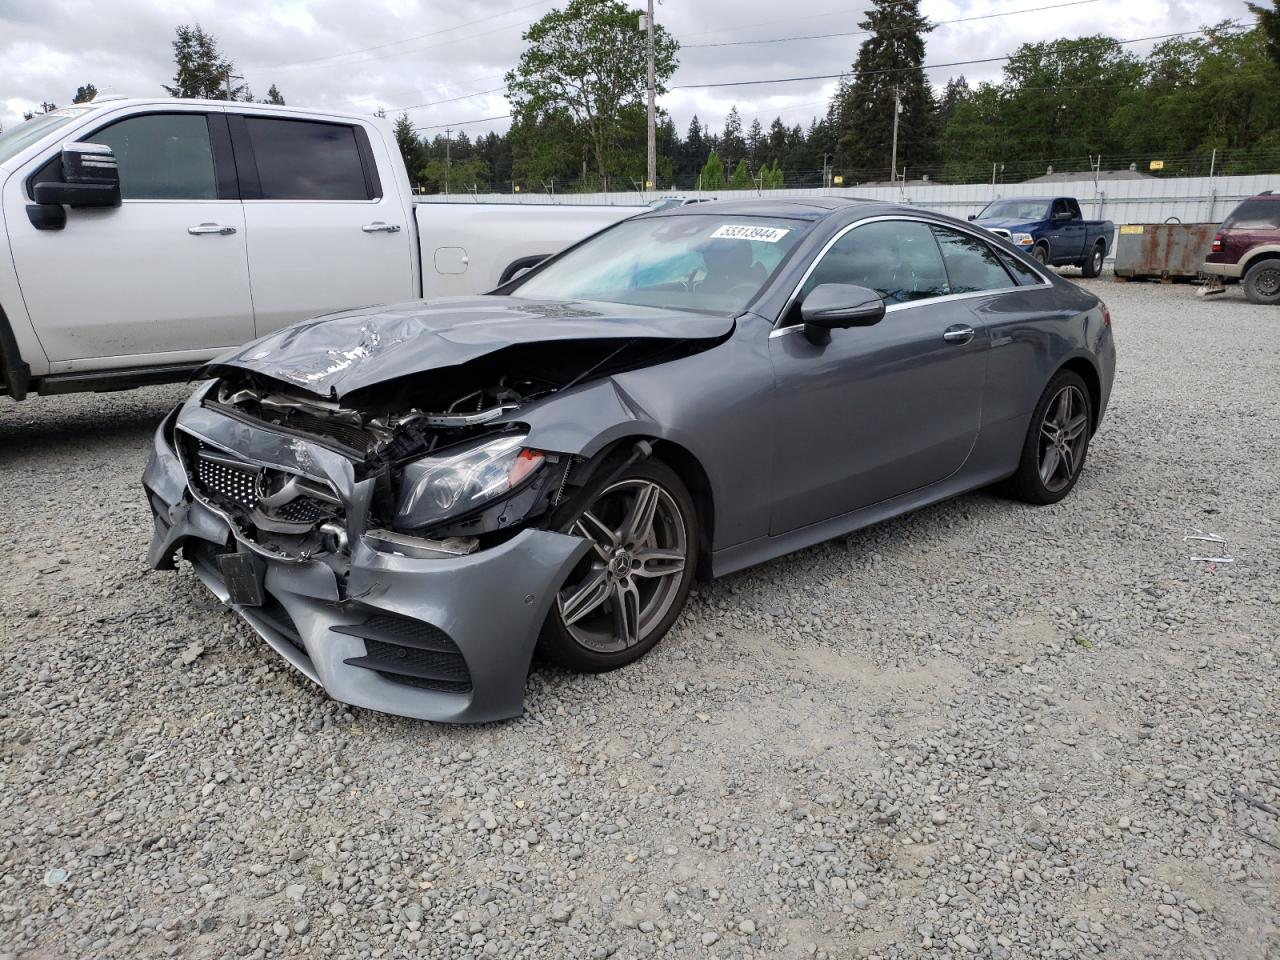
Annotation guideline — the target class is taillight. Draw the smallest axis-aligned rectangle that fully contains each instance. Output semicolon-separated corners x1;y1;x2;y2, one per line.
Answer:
1212;234;1223;253
1102;303;1111;327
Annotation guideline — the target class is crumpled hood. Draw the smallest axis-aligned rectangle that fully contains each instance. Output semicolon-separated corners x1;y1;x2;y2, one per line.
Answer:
201;296;734;399
973;217;1038;232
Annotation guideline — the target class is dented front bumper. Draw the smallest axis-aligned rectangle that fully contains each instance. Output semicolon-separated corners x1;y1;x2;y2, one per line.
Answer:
143;392;589;724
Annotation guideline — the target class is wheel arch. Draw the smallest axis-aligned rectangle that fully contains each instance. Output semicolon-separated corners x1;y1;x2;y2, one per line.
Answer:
1241;249;1280;279
1058;356;1103;431
575;433;717;581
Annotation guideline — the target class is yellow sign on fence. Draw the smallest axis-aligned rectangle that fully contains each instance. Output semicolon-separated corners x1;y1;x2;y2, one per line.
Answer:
1149;160;1165;171
832;175;844;185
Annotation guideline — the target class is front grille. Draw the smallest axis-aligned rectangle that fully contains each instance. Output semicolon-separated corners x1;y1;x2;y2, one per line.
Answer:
283;411;378;456
195;449;259;510
337;615;472;694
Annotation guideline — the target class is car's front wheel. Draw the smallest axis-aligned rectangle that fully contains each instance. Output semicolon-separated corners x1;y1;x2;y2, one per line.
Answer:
1000;369;1093;505
540;458;698;673
1242;258;1280;305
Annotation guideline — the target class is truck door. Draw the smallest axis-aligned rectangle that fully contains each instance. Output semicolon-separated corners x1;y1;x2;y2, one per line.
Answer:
4;109;255;364
228;113;416;335
1046;198;1086;264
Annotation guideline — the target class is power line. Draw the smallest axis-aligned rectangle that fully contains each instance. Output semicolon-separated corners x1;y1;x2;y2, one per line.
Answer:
248;0;552;70
684;0;1103;49
415;113;513;134
393;87;508;113
670;28;1248;90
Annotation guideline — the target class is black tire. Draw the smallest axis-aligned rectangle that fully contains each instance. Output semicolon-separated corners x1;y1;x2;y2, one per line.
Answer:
1032;243;1050;266
1242;258;1280;305
539;457;699;673
1080;240;1105;278
999;369;1093;505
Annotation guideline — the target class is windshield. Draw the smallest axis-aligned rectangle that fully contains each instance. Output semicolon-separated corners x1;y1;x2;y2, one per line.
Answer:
0;106;97;165
979;200;1050;221
511;214;805;313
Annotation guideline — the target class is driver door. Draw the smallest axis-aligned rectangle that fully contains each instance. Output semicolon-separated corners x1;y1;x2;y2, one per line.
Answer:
767;218;991;535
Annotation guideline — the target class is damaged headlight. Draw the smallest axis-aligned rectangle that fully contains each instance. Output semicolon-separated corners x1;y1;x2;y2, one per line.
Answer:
394;432;545;531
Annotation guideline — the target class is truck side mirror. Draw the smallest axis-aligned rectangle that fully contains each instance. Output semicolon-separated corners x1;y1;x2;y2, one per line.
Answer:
28;143;121;229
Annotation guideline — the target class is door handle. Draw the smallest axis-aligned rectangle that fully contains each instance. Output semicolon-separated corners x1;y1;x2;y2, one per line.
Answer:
362;221;401;233
943;324;975;344
188;223;236;236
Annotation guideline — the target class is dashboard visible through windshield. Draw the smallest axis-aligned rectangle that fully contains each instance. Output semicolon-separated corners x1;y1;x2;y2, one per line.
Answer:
510;214;806;314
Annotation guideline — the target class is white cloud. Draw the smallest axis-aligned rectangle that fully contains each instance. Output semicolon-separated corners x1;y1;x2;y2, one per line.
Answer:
0;0;1251;135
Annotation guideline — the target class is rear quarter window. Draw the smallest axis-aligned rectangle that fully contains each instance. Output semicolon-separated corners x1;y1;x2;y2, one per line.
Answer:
1224;198;1280;230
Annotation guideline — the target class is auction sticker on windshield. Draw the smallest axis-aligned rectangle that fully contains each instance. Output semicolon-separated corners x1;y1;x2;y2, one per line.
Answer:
711;224;791;243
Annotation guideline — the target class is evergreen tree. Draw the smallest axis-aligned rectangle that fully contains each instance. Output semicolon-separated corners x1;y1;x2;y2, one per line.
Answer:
681;115;707;178
729;158;752;189
700;149;725;189
720;106;746;170
746;118;764;164
163;24;248;101
72;83;98;104
262;84;286;105
833;0;935;178
392;113;424;179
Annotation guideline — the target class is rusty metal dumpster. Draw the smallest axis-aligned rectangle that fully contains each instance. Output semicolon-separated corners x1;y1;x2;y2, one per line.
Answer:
1113;223;1218;281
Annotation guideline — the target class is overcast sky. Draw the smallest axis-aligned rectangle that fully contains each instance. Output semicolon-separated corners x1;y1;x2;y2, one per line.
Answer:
0;0;1251;137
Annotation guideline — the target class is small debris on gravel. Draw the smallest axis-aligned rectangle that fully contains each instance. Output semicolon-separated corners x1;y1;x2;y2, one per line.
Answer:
1;278;1277;958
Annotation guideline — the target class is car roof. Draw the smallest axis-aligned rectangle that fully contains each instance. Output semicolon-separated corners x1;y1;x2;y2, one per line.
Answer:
645;196;876;222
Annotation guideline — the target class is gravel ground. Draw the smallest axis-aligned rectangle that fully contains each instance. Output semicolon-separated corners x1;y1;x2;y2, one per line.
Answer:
1;277;1277;960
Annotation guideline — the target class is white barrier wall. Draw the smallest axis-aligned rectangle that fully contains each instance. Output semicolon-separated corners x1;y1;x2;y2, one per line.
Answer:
417;174;1278;225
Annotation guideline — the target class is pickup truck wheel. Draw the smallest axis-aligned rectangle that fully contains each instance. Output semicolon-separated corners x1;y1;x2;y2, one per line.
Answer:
1242;258;1280;305
1031;243;1049;266
1080;241;1105;278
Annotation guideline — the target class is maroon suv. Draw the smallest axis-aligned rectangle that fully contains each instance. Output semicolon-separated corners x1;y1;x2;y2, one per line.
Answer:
1204;190;1280;304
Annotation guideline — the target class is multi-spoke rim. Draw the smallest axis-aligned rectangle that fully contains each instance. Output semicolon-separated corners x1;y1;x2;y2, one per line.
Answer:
557;479;688;654
1038;384;1089;493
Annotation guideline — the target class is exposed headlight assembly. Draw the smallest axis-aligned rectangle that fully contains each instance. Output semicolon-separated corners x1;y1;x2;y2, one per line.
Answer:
394;432;545;531
1011;232;1034;245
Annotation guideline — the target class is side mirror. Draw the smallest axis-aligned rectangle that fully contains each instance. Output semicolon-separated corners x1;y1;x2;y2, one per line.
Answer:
967;214;977;221
1052;210;1072;222
33;143;121;209
800;283;886;345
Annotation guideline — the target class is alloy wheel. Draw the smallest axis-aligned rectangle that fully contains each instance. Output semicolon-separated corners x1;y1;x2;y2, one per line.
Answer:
557;479;688;654
1037;384;1089;493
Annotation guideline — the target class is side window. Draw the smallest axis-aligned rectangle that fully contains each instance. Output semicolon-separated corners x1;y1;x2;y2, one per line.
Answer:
92;114;216;200
244;118;369;200
801;220;948;306
1224;199;1280;229
1065;198;1082;219
1052;198;1072;218
995;249;1044;286
932;227;1017;294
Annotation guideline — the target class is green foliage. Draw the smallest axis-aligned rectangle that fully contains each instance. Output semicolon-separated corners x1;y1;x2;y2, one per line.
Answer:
506;0;678;182
1247;0;1280;68
729;158;752;189
392;113;424;175
164;24;251;101
262;84;286;106
72;84;97;104
761;159;786;189
699;149;725;189
940;23;1280;179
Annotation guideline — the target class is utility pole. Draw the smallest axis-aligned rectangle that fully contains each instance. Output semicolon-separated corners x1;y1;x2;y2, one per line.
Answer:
889;86;902;184
643;1;657;191
223;67;244;101
445;127;452;196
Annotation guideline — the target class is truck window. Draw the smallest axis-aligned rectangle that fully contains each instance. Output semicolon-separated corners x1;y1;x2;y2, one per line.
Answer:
1052;198;1073;218
243;118;369;201
1065;199;1082;219
931;227;1017;293
93;113;217;200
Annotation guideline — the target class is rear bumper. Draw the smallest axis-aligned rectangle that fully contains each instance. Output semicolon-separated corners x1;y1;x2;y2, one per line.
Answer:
1202;260;1242;279
143;404;588;724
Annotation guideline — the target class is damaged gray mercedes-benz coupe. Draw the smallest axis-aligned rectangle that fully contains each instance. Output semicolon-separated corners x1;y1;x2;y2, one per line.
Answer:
144;198;1116;722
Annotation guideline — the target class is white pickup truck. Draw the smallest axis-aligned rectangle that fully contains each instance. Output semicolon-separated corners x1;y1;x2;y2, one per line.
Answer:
0;97;640;400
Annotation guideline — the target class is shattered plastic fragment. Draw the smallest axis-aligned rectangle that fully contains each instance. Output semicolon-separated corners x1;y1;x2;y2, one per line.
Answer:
1184;526;1234;564
44;867;68;887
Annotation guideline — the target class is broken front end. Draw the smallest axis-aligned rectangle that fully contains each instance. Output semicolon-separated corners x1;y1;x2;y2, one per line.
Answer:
143;368;607;723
